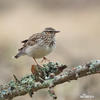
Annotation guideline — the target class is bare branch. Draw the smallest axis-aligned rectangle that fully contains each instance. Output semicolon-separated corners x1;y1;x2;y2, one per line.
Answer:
0;60;100;100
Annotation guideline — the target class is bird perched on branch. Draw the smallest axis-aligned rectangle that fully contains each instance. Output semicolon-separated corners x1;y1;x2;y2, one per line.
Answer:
15;27;60;66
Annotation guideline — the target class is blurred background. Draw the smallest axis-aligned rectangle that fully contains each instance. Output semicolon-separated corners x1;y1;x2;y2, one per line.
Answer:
0;0;100;100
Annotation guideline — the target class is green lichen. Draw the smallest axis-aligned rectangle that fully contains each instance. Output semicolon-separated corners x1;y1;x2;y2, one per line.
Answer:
89;60;100;73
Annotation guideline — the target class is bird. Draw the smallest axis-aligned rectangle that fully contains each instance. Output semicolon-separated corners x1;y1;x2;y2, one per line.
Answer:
15;27;60;66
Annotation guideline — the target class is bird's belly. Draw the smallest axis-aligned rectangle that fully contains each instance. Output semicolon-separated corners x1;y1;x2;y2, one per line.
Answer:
25;45;53;58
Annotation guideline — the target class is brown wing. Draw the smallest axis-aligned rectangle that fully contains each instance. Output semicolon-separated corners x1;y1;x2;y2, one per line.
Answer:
18;33;42;51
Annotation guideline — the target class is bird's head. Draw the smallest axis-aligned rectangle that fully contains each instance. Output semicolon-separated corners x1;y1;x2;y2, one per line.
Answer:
42;27;60;36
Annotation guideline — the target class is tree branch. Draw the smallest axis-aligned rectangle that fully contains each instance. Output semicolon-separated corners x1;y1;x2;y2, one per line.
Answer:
0;60;100;100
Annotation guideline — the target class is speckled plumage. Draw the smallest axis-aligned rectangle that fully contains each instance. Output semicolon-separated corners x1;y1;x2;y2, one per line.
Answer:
15;27;60;59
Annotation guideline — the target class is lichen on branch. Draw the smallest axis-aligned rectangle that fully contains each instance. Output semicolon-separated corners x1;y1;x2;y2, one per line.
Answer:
0;60;100;100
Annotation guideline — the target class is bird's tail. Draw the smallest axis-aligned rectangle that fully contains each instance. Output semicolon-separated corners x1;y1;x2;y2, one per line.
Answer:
14;52;24;59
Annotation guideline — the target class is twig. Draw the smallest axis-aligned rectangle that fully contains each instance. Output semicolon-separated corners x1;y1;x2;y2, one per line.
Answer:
13;74;20;83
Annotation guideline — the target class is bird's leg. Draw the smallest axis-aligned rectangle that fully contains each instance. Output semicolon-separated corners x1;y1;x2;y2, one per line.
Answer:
41;56;50;63
33;57;39;65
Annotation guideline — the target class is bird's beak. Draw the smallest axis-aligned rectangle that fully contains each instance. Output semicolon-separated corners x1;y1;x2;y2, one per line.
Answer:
55;31;60;33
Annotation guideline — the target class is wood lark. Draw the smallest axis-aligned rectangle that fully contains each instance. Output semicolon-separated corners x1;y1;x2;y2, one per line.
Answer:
15;27;60;65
